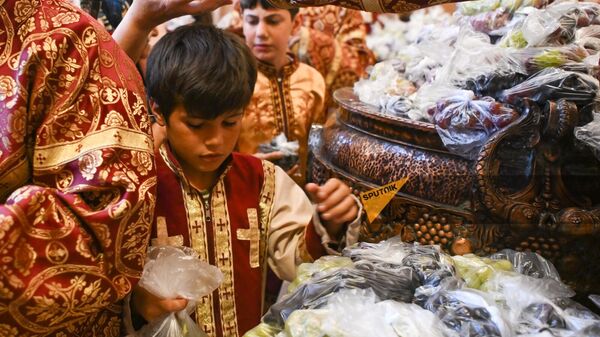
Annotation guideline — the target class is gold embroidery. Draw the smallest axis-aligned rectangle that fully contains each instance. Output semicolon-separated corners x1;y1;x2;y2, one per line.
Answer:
162;145;217;336
14;239;36;276
33;126;153;170
258;160;275;313
51;12;79;27
9;267;112;333
236;208;260;268
45;241;68;264
0;324;18;337
55;170;74;190
108;199;131;219
0;75;17;101
82;26;98;47
151;216;184;247
212;180;239;337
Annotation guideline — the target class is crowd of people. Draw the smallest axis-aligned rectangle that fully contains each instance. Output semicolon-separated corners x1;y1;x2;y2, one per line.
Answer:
0;0;447;335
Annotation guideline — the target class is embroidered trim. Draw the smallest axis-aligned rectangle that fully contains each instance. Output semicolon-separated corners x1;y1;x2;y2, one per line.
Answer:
258;160;276;313
34;127;152;169
236;209;260;268
159;147;217;336
212;180;239;337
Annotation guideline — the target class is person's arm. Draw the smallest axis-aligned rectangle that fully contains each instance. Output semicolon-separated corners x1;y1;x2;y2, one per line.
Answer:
266;0;462;13
113;0;232;62
0;2;155;334
266;166;361;281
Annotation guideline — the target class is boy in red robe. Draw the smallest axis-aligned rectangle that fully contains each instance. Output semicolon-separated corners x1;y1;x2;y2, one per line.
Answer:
127;25;361;337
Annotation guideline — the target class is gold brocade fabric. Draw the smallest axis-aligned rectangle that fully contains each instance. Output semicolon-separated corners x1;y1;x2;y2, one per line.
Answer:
292;6;375;111
237;55;325;185
0;0;155;335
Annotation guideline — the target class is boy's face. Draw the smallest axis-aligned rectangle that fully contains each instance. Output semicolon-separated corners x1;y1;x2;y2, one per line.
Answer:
242;4;296;68
164;104;243;179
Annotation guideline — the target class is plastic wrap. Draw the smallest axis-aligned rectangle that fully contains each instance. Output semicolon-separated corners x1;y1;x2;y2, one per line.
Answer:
514;45;589;74
138;246;224;337
280;289;449;337
501;68;599;106
428;91;520;159
287;256;354;293
574;112;600;161
463;72;529;98
483;272;600;336
423;279;510;337
451;254;514;290
262;265;419;328
489;249;561;281
258;133;299;171
467;8;512;34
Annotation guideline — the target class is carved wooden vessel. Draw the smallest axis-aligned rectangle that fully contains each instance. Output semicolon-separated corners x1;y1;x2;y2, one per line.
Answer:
309;87;600;295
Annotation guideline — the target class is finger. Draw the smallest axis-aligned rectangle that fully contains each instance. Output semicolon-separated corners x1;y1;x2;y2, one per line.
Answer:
314;178;344;202
160;298;189;312
304;182;319;201
286;164;299;176
320;195;356;223
316;183;351;212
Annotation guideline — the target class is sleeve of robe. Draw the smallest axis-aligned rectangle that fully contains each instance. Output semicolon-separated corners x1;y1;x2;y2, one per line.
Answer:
266;0;463;13
292;7;375;112
266;166;361;282
0;0;156;335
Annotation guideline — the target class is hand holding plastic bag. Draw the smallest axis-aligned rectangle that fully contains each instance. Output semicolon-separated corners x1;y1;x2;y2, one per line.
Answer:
138;246;224;337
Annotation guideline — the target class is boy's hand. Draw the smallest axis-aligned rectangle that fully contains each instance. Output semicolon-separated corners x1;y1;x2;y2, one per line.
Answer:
132;285;189;323
305;178;359;238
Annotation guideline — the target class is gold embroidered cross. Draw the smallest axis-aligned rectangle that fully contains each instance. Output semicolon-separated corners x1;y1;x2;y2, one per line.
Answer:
236;208;260;268
151;216;184;247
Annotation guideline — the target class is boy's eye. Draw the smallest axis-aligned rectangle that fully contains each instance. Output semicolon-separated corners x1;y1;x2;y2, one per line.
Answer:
187;122;204;129
266;17;282;25
223;120;238;127
245;17;258;25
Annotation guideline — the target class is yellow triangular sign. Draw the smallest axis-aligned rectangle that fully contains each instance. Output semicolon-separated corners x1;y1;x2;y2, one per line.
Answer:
360;177;409;223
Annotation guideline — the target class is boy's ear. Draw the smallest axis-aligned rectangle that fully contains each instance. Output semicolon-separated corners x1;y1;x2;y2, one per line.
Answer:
291;13;303;36
149;100;166;126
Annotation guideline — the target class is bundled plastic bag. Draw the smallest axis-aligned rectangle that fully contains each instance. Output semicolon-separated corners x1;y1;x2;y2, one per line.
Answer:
489;249;561;281
574;112;600;161
281;289;450;337
514;45;589;74
258;133;299;171
501;67;599;107
138;246;224;337
428;91;519;159
451;254;514;290
287;256;354;293
423;278;511;337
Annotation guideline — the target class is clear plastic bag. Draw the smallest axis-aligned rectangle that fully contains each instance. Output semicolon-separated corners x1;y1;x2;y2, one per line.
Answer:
258;133;300;171
489;249;561;281
423;279;511;337
281;289;449;337
428;91;520;159
138;246;224;337
513;45;589;74
451;254;514;290
574;112;600;161
500;67;599;107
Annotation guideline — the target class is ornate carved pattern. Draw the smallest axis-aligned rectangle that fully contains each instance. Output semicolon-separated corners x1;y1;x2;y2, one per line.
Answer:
309;89;600;295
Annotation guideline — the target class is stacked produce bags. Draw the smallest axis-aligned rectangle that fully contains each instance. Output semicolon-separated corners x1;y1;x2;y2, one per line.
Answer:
355;0;600;160
245;237;600;337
